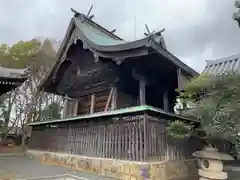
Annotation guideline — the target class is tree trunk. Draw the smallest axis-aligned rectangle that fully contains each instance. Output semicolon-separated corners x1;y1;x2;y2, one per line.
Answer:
0;133;7;146
0;113;10;146
21;133;26;149
21;124;32;151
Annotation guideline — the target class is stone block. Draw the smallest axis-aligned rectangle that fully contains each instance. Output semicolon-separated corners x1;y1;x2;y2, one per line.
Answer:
27;150;198;180
126;164;141;179
91;158;101;172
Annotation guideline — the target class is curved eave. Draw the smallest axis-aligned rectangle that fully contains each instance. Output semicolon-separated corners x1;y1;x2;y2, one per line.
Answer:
150;40;199;77
0;76;28;95
38;14;198;93
0;76;28;81
0;77;28;86
73;16;198;77
0;67;29;79
37;19;76;93
0;66;29;92
73;17;151;52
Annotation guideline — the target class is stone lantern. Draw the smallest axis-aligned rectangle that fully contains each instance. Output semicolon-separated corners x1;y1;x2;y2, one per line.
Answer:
193;147;234;180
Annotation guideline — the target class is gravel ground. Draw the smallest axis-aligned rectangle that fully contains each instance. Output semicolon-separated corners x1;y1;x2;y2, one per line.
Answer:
0;156;116;180
225;166;240;180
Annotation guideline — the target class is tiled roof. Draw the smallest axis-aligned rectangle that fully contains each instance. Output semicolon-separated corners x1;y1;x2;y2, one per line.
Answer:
203;53;240;74
0;66;28;79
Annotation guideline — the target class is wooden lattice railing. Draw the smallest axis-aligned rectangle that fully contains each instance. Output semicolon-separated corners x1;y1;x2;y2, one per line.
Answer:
28;105;201;162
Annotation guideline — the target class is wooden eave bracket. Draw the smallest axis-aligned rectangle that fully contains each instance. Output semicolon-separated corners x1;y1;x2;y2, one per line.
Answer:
114;57;125;65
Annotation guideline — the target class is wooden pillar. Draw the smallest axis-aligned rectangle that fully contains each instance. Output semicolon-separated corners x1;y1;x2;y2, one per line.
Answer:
64;96;79;117
90;94;95;114
132;69;147;106
111;87;117;110
73;99;78;116
163;89;169;112
139;80;146;105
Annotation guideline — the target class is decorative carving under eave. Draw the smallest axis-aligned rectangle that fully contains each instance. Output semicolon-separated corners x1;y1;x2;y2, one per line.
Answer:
71;66;81;77
93;54;99;63
132;69;147;85
114;77;120;83
114;57;125;65
82;42;89;50
73;37;79;44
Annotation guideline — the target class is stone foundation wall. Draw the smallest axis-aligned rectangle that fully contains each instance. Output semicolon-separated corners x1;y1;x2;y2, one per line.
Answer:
27;150;198;180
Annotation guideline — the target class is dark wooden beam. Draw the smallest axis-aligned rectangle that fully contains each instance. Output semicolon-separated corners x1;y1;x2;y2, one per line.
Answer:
163;89;169;112
105;88;114;111
73;99;78;116
111;87;117;110
139;80;146;105
132;69;147;105
177;68;183;91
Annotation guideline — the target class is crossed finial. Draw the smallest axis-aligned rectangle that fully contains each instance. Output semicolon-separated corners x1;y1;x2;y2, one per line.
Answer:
144;24;166;49
86;5;94;19
71;5;94;19
70;5;116;34
111;29;116;33
144;24;155;36
144;24;165;37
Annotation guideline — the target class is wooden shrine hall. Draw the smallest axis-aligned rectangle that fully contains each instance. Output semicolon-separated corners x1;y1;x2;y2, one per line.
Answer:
27;8;200;180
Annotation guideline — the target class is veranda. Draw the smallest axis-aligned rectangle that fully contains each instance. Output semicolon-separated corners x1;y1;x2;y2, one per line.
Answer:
28;106;200;162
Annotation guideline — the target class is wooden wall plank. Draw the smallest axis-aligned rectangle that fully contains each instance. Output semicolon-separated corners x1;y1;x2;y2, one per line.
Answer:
90;94;95;114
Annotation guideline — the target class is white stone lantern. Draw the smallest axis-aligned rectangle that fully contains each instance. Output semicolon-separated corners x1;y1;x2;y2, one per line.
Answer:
193;147;234;180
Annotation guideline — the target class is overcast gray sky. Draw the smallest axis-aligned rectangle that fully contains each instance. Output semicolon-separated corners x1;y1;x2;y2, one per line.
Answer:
0;0;240;72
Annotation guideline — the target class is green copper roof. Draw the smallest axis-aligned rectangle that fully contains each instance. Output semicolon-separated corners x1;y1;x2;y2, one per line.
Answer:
75;18;126;46
28;105;196;126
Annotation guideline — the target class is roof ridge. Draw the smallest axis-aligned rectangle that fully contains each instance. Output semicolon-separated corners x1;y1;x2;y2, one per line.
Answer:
71;8;123;41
